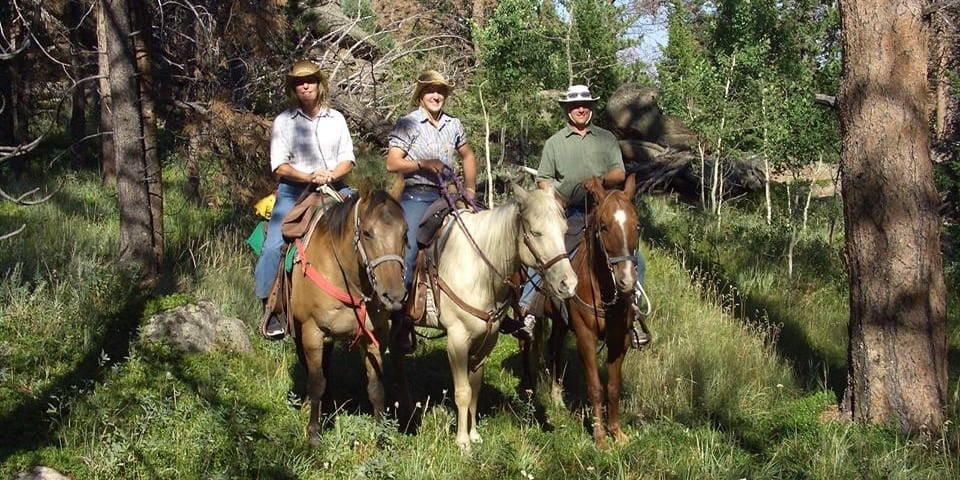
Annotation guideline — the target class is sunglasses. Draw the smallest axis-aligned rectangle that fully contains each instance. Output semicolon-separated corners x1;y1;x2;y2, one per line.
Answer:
565;91;594;100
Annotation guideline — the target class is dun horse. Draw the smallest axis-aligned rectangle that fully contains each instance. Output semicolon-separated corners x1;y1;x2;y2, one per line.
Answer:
289;189;407;445
414;184;577;450
536;175;640;447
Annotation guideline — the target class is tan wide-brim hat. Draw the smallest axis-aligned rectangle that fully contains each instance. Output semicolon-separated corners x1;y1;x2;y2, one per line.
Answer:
410;70;455;107
285;59;329;93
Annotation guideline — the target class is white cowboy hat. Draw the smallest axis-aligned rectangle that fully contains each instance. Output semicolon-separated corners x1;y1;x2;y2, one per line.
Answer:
558;84;599;103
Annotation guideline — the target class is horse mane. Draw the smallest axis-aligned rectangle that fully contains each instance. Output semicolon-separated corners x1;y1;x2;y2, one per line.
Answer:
456;201;520;270
317;190;401;238
451;188;564;272
316;194;361;238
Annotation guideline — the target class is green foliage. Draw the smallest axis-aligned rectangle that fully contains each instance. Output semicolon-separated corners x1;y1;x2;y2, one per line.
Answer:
143;293;197;318
566;0;637;101
658;0;840;172
471;0;644;167
472;0;566;165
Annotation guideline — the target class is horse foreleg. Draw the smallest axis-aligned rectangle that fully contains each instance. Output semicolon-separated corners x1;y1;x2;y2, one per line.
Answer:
548;306;568;405
574;324;607;448
363;344;386;418
467;362;485;444
606;309;633;444
300;323;327;446
606;342;629;444
446;327;473;451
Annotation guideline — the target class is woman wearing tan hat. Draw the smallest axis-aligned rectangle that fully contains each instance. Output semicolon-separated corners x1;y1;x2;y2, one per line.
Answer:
254;59;357;339
385;70;477;353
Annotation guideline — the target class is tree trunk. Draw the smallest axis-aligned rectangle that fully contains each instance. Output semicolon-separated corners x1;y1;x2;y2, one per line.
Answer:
97;0;116;185
838;0;947;435
931;7;960;145
104;0;159;285
133;2;164;274
68;0;88;169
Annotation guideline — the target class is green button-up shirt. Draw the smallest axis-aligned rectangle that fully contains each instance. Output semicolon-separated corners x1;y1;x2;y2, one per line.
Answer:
536;124;624;206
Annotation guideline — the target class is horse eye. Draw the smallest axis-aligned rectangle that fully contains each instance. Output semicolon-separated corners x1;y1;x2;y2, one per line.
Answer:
362;230;374;239
530;230;543;238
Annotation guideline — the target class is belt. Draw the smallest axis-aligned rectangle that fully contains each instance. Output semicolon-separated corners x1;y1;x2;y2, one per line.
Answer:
404;184;440;192
280;179;347;191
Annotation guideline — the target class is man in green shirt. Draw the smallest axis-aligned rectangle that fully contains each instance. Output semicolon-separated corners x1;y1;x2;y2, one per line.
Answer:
505;84;650;346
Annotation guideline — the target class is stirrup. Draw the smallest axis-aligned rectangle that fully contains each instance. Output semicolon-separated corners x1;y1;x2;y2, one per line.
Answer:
633;283;652;316
630;325;649;349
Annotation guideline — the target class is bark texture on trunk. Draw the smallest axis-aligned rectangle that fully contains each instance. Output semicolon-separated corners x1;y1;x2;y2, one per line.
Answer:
97;0;116;185
104;0;158;284
838;0;947;435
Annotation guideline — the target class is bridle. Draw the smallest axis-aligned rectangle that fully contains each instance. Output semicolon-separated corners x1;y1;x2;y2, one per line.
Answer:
519;212;570;279
351;197;406;295
578;190;638;309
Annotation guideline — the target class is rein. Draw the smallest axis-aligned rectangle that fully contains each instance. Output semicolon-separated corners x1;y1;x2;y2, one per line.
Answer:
428;174;568;325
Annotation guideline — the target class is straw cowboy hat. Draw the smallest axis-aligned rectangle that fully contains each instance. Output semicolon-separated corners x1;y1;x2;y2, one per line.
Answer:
285;59;329;93
558;84;599;103
410;70;455;107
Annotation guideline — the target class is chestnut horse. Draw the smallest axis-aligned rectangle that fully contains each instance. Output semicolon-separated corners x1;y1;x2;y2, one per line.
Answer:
535;175;640;447
289;189;408;445
416;184;577;450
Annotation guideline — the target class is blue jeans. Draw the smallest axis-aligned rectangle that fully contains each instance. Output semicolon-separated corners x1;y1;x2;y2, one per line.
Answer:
254;183;304;299
518;210;646;310
253;183;354;299
400;186;441;286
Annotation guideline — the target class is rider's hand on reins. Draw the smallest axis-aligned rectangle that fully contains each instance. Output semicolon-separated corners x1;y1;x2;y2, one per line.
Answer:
310;169;334;185
421;159;451;175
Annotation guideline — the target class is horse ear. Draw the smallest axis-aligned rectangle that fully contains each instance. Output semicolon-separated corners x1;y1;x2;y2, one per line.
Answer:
356;178;373;199
623;173;637;199
584;176;605;202
388;174;404;202
511;182;529;203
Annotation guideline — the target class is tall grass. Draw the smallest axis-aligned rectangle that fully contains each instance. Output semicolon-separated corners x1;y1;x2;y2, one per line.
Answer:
1;170;958;479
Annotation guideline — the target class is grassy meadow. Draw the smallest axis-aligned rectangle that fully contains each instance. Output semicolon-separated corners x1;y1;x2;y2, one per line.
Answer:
1;161;958;479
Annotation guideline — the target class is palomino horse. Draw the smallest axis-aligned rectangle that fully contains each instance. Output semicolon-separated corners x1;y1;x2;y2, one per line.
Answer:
538;175;640;447
417;184;577;450
289;189;408;445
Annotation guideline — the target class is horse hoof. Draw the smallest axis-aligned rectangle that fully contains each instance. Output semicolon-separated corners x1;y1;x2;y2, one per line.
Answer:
308;424;322;446
470;433;483;444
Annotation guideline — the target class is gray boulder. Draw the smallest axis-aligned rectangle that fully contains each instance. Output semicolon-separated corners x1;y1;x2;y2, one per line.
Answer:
13;467;71;480
141;301;252;353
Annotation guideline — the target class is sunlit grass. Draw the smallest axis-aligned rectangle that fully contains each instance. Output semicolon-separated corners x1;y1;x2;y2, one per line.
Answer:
1;170;958;478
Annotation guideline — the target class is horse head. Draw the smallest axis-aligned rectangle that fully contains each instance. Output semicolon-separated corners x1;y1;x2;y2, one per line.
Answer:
513;183;577;299
355;190;408;311
584;174;639;294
